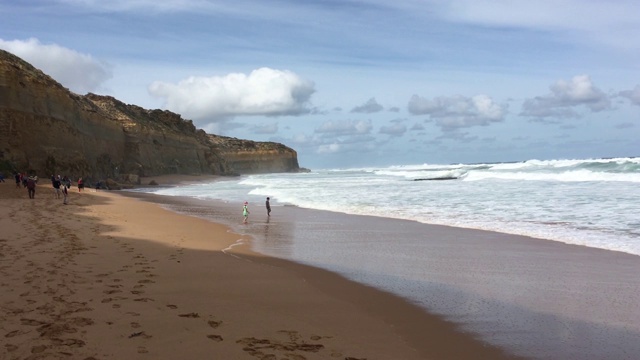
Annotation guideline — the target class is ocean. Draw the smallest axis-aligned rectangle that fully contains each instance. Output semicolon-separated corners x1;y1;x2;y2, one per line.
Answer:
141;157;640;256
131;157;640;359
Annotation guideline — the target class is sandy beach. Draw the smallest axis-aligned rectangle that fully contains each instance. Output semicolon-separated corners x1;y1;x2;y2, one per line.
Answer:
121;176;640;360
0;179;516;360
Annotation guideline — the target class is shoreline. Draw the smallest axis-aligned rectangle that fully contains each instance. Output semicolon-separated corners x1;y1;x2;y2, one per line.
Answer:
121;185;640;360
0;181;516;359
138;174;639;259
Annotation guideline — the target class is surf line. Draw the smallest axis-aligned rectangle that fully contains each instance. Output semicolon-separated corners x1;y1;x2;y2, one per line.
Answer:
222;238;252;261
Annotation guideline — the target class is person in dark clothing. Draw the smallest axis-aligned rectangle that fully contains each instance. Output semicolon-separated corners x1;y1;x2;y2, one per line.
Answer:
53;176;62;199
26;177;36;199
266;197;271;216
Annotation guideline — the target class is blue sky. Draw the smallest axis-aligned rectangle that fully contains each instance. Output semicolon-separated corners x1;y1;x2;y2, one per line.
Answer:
1;0;639;169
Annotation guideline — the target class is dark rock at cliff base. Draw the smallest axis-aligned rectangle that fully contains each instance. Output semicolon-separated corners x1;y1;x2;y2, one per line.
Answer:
0;50;302;183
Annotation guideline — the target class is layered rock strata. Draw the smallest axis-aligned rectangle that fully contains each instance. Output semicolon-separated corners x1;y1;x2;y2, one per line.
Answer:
0;50;301;183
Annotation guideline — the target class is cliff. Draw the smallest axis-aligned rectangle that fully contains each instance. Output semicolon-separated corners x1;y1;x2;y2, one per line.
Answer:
0;50;301;183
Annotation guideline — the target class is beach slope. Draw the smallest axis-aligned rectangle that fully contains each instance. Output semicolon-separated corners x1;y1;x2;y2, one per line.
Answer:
0;182;514;359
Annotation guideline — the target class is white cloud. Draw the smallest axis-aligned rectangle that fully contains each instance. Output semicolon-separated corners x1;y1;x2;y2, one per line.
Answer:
317;143;342;154
351;97;384;113
314;119;373;136
57;0;216;13
379;123;407;137
619;85;640;106
315;135;377;155
408;94;505;131
438;0;640;50
148;67;315;122
0;38;112;94
615;122;635;129
521;75;611;120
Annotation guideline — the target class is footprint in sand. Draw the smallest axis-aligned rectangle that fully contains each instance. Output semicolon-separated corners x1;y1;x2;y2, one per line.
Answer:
31;344;48;353
20;318;47;326
130;322;141;329
129;331;152;339
178;312;199;318
207;334;223;342
237;334;325;358
208;320;222;329
133;298;154;302
131;290;144;295
51;338;86;347
166;304;178;309
5;330;26;338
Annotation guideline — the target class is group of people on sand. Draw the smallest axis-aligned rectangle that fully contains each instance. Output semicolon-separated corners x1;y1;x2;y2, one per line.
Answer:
9;171;92;204
242;197;271;224
12;172;39;199
50;175;71;204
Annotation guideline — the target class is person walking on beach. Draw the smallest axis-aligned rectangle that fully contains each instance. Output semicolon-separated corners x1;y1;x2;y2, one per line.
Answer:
77;177;84;192
26;176;36;199
52;176;62;199
243;201;250;223
62;184;68;205
266;197;271;216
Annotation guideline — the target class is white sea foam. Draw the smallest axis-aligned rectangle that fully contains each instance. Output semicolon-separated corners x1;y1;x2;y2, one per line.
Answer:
135;157;640;256
130;157;640;360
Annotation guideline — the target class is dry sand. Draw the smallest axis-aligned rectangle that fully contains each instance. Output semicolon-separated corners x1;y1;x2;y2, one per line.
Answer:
0;179;516;360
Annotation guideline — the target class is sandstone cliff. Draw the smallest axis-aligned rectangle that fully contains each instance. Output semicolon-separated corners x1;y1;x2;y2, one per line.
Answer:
0;50;301;183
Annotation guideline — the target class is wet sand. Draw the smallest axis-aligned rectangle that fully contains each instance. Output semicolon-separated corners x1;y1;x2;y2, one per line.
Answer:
123;180;640;360
0;180;517;359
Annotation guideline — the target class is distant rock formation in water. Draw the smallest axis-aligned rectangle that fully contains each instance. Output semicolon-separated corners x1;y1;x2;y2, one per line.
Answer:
0;49;302;184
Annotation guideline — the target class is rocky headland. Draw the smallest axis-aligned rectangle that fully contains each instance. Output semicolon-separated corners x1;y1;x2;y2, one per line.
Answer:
0;49;302;186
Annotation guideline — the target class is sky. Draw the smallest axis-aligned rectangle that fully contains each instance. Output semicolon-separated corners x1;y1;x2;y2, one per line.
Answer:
1;0;639;169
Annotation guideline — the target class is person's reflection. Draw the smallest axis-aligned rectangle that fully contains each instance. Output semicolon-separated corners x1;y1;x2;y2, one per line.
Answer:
263;215;270;242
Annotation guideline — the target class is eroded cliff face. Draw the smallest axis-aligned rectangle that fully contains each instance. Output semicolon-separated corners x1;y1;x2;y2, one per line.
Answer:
207;135;300;174
0;50;301;182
